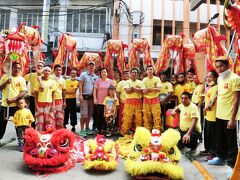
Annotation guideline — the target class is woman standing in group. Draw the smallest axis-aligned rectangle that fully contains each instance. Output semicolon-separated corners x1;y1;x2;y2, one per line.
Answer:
93;68;113;134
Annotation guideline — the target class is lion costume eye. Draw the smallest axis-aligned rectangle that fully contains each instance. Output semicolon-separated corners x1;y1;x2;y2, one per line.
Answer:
134;144;142;152
168;148;175;154
59;139;69;148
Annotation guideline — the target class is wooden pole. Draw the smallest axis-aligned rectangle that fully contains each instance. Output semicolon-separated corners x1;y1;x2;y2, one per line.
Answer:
150;0;153;47
161;0;164;45
197;7;200;31
172;0;175;35
226;30;230;49
216;0;220;32
207;0;210;25
140;0;143;38
183;0;190;44
113;1;120;39
128;0;132;46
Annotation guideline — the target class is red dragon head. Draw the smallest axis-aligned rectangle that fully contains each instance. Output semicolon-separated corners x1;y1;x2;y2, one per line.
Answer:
23;128;78;173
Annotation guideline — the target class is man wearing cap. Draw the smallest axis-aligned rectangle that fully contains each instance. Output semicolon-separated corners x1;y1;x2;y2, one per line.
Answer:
78;61;98;137
0;61;27;140
24;61;44;127
208;57;240;179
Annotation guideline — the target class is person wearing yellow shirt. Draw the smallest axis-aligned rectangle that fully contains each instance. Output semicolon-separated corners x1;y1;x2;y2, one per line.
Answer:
142;65;162;131
113;70;121;87
34;66;56;131
50;64;66;130
64;68;79;132
174;73;191;105
199;70;218;160
208;57;240;179
121;68;143;135
186;69;197;94
174;92;201;154
13;96;34;151
116;70;130;130
24;60;44;127
0;61;27;140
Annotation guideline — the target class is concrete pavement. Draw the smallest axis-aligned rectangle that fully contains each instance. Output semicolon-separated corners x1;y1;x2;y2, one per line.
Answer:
0;118;229;180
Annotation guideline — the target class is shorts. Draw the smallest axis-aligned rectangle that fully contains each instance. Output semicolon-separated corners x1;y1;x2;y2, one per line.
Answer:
81;99;94;119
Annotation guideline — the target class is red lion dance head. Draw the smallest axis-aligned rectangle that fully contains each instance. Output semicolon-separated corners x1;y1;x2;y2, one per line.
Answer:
23;128;85;173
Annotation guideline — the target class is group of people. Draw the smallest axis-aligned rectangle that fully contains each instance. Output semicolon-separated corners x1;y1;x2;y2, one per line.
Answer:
0;56;239;178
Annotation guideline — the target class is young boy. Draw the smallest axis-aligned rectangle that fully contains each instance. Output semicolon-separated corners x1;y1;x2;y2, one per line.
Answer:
51;64;66;129
103;85;119;137
34;66;56;131
13;96;34;151
64;68;79;132
174;92;201;154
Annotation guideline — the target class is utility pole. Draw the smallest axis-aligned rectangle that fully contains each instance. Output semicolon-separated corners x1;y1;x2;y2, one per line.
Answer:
41;0;50;46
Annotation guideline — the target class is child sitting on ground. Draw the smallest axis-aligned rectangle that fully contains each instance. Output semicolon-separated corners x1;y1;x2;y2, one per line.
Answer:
103;85;119;137
13;96;34;152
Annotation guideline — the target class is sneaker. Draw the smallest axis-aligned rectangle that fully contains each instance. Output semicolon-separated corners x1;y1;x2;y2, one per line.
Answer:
71;126;75;132
199;150;210;156
79;129;87;138
85;128;93;135
208;157;226;165
188;148;196;155
204;155;215;161
105;131;112;137
226;168;233;179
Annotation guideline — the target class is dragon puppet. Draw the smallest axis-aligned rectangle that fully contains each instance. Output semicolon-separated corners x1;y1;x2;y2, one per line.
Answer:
155;34;184;75
83;134;119;171
223;1;240;179
104;39;128;78
0;31;30;77
78;52;103;72
23;126;85;174
18;23;44;70
53;33;79;71
128;38;154;70
117;127;183;179
223;0;240;76
192;26;231;72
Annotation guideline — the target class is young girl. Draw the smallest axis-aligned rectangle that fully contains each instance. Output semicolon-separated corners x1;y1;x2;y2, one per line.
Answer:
13;96;34;152
103;85;119;137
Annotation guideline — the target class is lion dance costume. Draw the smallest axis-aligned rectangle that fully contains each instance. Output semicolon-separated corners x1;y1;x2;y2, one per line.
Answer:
117;127;183;179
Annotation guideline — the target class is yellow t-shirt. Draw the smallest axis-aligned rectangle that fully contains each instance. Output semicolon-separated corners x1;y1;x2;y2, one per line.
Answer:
216;72;240;120
174;83;191;104
191;84;204;104
116;80;127;103
50;76;66;100
24;73;41;96
103;96;119;113
35;79;56;103
113;80;119;87
159;81;173;95
187;81;196;94
142;76;161;99
178;102;201;133
205;85;217;122
13;108;35;127
125;79;143;99
65;78;78;99
0;74;27;107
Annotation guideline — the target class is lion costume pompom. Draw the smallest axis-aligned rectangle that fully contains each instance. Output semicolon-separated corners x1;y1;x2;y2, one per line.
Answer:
118;127;184;179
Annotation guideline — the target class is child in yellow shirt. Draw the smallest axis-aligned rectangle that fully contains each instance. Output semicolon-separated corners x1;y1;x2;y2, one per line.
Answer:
103;85;119;137
13;96;34;152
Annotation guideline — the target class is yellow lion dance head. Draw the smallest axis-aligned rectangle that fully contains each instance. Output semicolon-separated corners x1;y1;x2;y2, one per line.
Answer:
121;127;184;179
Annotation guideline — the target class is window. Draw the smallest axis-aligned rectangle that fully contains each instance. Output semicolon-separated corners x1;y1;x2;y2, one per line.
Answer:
209;0;224;5
0;9;10;30
66;9;106;33
152;20;173;45
17;9;59;32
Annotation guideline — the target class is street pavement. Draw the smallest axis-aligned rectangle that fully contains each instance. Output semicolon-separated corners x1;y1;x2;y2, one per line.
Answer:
0;115;229;180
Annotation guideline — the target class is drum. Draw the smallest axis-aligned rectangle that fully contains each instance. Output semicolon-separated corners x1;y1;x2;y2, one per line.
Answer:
165;109;179;128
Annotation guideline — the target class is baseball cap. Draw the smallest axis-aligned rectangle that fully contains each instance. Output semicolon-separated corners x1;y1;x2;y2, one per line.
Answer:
88;61;95;65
